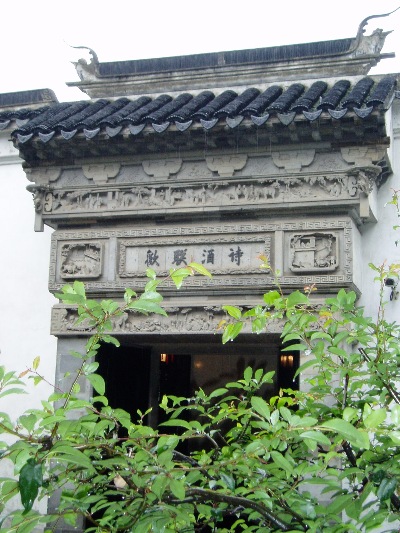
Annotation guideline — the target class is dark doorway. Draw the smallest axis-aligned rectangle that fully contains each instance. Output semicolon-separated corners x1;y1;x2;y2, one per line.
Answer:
96;336;299;426
96;343;152;422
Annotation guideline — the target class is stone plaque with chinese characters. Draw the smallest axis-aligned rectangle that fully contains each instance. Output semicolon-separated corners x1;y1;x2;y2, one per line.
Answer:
120;241;265;276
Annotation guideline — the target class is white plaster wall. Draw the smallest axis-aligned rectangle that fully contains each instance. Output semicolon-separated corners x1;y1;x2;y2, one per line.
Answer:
0;132;56;412
0;132;57;523
358;100;400;323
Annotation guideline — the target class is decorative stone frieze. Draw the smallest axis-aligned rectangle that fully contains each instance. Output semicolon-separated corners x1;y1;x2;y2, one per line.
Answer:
51;303;287;336
205;155;248;177
49;218;355;294
38;173;367;220
82;163;120;184
142;159;182;179
271;150;315;171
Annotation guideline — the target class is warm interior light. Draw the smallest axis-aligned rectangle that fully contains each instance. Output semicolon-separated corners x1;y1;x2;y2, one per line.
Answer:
160;353;174;364
280;354;294;368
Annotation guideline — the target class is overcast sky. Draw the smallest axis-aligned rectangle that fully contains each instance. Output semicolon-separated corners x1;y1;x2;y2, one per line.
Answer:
2;0;400;102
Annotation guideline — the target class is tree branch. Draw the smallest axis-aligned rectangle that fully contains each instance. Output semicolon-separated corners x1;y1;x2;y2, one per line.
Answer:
183;487;305;531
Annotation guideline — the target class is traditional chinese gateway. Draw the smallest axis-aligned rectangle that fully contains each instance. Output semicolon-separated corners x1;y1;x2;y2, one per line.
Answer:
3;14;400;487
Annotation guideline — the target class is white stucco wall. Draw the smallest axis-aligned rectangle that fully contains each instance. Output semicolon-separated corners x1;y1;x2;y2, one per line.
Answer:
358;99;400;322
0;132;56;412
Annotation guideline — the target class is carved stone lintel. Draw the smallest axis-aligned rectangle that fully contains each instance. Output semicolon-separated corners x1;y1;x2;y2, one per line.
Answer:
51;304;286;336
82;163;120;184
340;147;386;166
142;159;182;179
271;150;315;171
25;167;61;185
206;155;248;177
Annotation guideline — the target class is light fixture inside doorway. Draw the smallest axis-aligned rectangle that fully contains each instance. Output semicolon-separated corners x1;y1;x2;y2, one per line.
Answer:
280;354;294;368
160;353;174;364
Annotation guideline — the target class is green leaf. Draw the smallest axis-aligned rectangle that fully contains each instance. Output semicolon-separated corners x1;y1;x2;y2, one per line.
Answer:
50;444;96;473
188;262;212;278
159;419;192;430
270;451;293;475
263;290;281;306
222;305;242;320
170;478;186;500
32;356;40;371
140;291;163;303
300;430;331;446
128;299;167;316
251;397;271;420
310;332;331;342
73;280;86;297
363;408;386;429
19;458;43;514
320;419;370;449
220;473;235;491
287;291;310;307
146;267;157;280
222;322;243;344
377;478;397;501
86;373;106;395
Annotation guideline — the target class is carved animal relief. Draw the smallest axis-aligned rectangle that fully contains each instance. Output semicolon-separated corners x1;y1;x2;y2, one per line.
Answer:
60;243;102;279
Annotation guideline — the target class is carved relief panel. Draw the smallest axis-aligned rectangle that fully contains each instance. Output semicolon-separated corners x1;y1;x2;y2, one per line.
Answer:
49;218;355;295
289;233;338;272
60;242;102;279
38;173;365;221
51;304;287;337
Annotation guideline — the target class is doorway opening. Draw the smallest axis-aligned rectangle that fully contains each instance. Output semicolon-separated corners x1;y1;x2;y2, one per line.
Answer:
96;335;299;426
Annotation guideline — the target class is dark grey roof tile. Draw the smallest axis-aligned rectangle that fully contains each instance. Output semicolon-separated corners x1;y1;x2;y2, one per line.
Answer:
318;80;351;110
366;76;397;106
290;81;328;112
192;90;237;120
168;91;214;122
99;96;152;127
10;76;395;142
215;88;260;118
341;77;374;108
241;86;282;116
126;94;172;125
268;84;305;113
146;93;192;123
47;100;108;132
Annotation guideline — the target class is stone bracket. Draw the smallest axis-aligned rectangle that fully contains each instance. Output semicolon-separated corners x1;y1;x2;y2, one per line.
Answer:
25;167;61;185
82;163;120;184
206;155;248;177
340;146;386;166
271;150;315;171
142;159;182;179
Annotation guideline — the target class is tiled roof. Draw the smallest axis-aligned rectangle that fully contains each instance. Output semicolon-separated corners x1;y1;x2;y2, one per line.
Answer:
0;89;57;131
95;39;354;78
10;76;398;144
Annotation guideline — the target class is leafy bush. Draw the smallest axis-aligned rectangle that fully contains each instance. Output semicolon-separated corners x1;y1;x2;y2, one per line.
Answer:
0;257;400;532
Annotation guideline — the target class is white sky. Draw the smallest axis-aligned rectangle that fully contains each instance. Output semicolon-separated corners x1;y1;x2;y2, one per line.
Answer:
2;0;400;102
